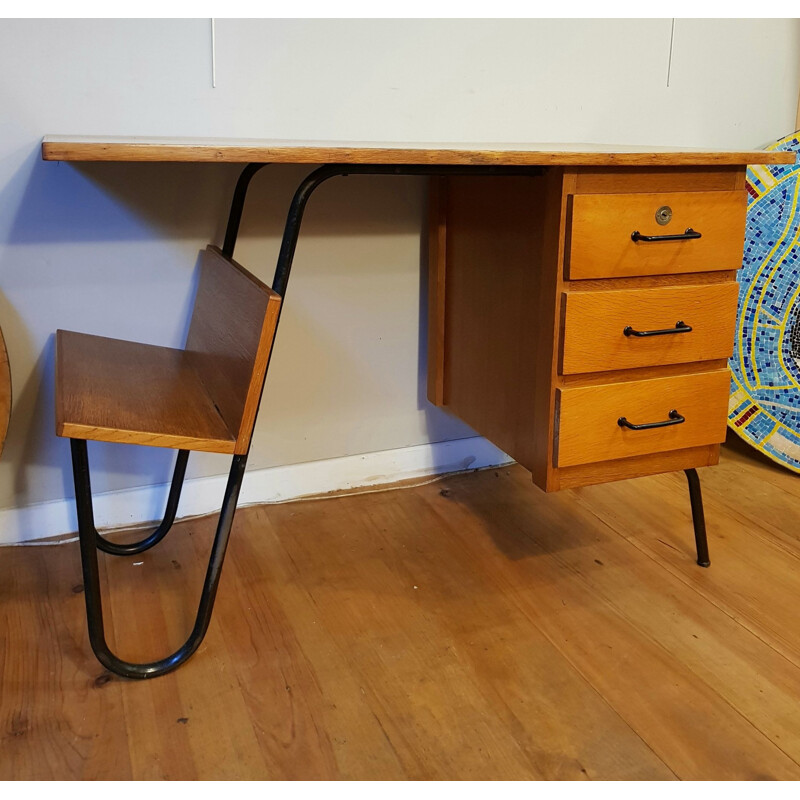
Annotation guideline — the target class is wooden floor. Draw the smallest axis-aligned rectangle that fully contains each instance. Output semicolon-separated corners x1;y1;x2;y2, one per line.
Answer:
3;439;800;779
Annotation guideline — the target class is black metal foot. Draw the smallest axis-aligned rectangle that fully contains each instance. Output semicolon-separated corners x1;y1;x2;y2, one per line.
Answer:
684;468;710;567
70;439;247;679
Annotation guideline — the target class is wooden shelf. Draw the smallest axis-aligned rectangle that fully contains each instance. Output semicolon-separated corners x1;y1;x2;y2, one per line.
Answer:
41;136;796;166
56;330;236;453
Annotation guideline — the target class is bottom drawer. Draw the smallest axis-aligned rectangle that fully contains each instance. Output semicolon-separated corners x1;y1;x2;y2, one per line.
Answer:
555;369;730;468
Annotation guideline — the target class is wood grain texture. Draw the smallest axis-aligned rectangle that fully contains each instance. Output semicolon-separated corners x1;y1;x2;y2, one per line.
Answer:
56;247;280;455
439;171;565;489
555;369;731;467
552;444;720;490
185;246;281;454
560;282;739;374
559;358;732;388
567;190;747;280
568;269;738;291
0;327;9;458
429;168;745;493
55;330;235;453
40;136;795;166
426;177;447;406
3;445;800;778
573;166;744;194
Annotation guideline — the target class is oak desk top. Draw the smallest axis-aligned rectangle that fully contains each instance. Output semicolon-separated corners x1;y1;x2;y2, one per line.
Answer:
40;136;795;166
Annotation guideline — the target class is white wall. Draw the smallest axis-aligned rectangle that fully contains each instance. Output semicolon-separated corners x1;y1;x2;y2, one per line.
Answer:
0;18;798;539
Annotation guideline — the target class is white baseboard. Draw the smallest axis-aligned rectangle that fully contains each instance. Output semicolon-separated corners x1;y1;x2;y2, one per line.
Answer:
0;436;513;545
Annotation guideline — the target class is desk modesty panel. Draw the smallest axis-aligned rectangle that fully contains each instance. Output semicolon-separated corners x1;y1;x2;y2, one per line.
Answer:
42;138;793;496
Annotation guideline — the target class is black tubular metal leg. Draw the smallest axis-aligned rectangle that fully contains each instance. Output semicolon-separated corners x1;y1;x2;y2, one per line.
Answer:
95;450;189;556
71;439;248;679
222;163;268;257
685;468;710;567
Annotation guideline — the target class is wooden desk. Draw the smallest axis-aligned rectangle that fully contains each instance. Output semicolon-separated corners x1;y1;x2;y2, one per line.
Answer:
42;137;794;535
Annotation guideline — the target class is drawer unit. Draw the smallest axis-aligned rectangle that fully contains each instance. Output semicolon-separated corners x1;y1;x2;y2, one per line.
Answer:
555;369;731;467
560;282;739;374
566;190;746;280
427;168;757;491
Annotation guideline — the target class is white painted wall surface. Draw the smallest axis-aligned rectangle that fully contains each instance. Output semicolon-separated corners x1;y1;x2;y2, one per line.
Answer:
0;18;798;541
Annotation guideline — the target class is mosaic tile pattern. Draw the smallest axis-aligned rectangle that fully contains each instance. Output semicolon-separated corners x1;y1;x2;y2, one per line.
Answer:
729;132;800;471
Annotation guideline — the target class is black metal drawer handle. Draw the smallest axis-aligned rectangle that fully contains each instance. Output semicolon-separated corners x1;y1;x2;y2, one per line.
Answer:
624;320;692;337
631;228;702;243
618;409;685;430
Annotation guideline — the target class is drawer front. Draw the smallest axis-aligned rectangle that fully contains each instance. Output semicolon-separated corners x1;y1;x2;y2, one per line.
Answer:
567;190;746;279
555;369;730;467
560;282;739;374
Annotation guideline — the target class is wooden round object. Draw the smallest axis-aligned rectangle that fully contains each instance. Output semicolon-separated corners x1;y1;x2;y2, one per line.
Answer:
0;327;10;458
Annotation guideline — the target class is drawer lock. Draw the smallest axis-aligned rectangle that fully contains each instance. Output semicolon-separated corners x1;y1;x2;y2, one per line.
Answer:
655;205;673;225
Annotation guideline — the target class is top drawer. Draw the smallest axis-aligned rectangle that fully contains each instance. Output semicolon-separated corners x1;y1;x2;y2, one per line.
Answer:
566;190;746;280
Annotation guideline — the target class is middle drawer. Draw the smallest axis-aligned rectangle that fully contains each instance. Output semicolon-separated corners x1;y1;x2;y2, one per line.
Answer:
560;282;739;374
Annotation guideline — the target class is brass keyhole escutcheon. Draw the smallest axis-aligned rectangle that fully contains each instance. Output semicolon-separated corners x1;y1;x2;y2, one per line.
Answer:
655;205;673;226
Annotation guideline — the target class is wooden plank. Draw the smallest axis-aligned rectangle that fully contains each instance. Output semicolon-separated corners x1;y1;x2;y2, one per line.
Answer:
55;330;235;453
266;485;675;779
574;166;744;194
421;465;800;779
5;446;800;778
552;444;720;491
560;282;739;374
40;136;795;166
560;358;732;387
0;541;133;778
102;523;270;779
580;445;800;671
555;369;731;467
185;246;281;454
219;508;411;778
568;269;738;291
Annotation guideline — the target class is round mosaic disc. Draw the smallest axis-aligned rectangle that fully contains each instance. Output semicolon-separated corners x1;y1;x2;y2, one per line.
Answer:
729;131;800;470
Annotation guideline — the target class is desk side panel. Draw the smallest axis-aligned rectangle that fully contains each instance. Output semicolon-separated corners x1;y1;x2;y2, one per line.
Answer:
432;172;566;489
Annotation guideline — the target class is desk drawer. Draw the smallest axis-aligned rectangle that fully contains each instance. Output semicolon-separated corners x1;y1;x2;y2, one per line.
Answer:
555;369;730;467
566;190;746;279
560;282;739;374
